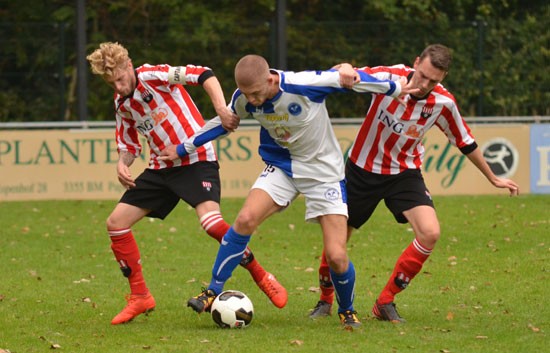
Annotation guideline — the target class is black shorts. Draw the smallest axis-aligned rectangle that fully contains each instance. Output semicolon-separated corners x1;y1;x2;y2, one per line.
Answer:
119;161;221;219
345;159;435;228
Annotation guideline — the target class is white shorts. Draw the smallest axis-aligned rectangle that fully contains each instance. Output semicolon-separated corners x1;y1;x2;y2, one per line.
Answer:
251;164;348;223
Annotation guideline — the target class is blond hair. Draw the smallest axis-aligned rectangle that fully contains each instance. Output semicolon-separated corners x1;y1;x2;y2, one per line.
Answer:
86;42;130;78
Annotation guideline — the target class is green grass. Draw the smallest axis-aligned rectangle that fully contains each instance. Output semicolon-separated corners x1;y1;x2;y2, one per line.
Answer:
0;195;548;353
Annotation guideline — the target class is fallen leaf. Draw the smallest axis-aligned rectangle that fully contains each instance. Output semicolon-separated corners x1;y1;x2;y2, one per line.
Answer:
528;323;540;332
475;336;488;339
50;343;61;349
290;340;303;346
446;312;454;320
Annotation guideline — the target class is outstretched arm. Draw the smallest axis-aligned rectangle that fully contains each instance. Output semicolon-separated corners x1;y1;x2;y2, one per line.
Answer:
466;147;520;196
336;63;421;98
202;76;240;132
159;116;229;161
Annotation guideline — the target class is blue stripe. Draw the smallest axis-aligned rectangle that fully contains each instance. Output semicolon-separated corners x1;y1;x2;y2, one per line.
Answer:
258;127;292;176
281;80;344;103
340;179;347;203
357;71;396;95
194;125;227;147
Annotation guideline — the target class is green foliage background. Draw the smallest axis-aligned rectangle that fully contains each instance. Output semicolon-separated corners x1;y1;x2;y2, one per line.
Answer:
0;0;548;122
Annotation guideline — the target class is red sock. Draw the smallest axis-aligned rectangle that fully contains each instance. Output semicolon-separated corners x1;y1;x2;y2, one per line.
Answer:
318;250;335;304
200;211;266;282
109;229;148;295
378;238;432;304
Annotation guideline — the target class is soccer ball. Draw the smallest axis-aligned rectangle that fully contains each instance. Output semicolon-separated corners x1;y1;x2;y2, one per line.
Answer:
211;290;254;328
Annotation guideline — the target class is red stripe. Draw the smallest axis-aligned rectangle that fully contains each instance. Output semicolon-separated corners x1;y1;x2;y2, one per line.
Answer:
439;105;464;146
365;122;383;171
397;138;416;171
349;95;383;163
381;132;399;174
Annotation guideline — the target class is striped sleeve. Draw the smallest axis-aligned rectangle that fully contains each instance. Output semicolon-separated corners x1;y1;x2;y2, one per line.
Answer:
433;89;474;148
114;105;142;157
167;64;212;86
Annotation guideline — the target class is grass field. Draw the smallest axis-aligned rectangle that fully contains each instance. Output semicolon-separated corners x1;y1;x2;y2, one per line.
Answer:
0;195;547;353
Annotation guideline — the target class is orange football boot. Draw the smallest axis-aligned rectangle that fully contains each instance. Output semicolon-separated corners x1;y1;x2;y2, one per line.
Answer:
111;292;156;325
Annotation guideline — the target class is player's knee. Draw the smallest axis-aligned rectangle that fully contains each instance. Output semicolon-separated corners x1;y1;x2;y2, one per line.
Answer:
234;211;259;234
106;214;125;232
325;251;348;274
417;226;440;247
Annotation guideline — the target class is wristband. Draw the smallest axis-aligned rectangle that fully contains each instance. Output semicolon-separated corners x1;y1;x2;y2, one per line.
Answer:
176;144;188;158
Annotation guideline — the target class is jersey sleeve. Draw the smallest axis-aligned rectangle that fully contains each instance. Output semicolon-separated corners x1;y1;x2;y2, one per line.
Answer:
114;106;142;157
177;116;230;156
352;70;401;97
434;97;475;150
167;64;213;86
282;69;400;102
358;64;409;81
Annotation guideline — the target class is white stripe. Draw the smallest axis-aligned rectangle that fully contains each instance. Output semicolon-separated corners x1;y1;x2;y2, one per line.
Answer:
108;228;131;237
200;211;223;231
413;238;432;255
215;250;246;278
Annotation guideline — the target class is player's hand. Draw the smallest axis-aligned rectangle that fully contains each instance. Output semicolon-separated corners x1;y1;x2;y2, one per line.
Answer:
159;145;179;161
117;162;136;189
398;76;422;97
394;76;422;106
493;177;520;197
337;63;359;89
217;106;240;132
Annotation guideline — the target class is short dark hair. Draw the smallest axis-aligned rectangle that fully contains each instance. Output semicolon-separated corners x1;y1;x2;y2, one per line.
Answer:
419;44;452;71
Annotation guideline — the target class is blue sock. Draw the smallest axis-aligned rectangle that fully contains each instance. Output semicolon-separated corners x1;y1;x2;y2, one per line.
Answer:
208;227;251;294
330;261;356;313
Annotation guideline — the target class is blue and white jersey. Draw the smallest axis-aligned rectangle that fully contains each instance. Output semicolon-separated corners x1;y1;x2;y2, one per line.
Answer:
231;69;400;182
180;68;400;182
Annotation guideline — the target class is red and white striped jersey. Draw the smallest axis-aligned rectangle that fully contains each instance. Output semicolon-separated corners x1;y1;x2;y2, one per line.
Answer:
348;64;475;175
114;63;217;169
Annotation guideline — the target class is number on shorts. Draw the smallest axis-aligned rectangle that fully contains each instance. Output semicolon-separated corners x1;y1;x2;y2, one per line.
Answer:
260;164;276;177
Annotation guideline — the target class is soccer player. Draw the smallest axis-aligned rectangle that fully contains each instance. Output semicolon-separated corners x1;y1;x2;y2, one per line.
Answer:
86;42;287;325
308;44;520;322
160;54;420;327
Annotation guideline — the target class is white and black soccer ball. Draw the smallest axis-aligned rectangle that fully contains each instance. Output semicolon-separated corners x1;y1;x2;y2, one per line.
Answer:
211;290;254;328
